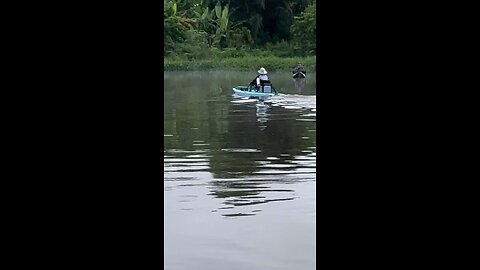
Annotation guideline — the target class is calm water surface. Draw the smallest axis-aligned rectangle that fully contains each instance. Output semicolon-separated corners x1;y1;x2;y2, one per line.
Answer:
164;71;316;270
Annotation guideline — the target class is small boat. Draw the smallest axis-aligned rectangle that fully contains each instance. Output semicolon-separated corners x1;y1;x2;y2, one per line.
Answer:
292;72;306;78
232;86;277;97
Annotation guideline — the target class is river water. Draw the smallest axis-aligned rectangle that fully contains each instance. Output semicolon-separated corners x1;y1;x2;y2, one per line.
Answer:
164;71;316;270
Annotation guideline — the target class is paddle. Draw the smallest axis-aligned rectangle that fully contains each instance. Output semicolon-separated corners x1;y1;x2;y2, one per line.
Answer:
270;84;278;94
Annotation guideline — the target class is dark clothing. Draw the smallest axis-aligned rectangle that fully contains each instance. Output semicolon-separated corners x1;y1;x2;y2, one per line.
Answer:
249;74;271;88
293;65;306;74
248;75;276;93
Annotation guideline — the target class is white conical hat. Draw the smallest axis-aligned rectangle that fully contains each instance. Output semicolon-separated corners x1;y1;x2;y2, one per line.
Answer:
258;67;268;74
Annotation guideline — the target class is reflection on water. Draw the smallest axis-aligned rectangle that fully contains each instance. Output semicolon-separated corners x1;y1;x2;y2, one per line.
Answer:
164;71;316;270
255;101;270;129
293;77;306;93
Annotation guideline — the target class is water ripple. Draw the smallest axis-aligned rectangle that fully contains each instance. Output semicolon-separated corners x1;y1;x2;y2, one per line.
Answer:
164;149;316;217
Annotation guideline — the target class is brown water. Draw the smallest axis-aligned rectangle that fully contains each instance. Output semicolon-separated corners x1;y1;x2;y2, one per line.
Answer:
164;71;316;270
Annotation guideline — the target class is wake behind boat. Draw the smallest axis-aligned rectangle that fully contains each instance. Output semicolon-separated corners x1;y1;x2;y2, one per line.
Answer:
232;86;277;97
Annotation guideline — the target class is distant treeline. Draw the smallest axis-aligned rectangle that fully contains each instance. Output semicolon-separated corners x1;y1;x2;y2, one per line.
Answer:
164;0;316;60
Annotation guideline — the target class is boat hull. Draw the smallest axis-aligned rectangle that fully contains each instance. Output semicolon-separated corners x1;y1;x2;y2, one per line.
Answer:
232;86;276;97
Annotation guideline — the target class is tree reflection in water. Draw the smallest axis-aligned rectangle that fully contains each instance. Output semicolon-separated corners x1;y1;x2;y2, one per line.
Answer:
164;71;316;218
207;98;315;217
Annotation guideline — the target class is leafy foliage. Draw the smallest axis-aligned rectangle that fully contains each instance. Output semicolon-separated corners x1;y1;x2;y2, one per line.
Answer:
290;2;316;54
164;0;316;59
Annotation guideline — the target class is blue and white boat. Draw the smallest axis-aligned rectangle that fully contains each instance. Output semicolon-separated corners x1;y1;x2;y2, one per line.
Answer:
232;86;277;97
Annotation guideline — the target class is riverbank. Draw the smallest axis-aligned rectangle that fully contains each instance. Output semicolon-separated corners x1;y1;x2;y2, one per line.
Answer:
164;55;316;72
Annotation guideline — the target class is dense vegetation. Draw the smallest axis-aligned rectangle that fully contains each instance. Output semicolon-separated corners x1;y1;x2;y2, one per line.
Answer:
164;0;316;71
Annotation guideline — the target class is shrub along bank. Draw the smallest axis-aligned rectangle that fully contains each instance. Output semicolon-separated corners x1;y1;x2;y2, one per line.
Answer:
164;55;316;72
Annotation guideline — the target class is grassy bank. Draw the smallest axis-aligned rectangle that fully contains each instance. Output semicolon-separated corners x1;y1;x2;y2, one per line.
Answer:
164;55;316;72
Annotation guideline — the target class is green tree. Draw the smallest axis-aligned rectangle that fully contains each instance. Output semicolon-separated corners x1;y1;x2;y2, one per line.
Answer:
290;1;316;54
163;0;316;58
164;1;198;52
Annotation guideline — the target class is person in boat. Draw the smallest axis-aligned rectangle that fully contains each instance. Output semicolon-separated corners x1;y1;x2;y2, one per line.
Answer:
292;63;306;76
249;67;274;92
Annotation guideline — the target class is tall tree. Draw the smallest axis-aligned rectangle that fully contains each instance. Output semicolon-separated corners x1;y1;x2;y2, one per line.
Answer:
290;1;316;54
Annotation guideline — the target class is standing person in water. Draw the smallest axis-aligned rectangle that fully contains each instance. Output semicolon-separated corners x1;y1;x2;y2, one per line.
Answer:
249;67;275;93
